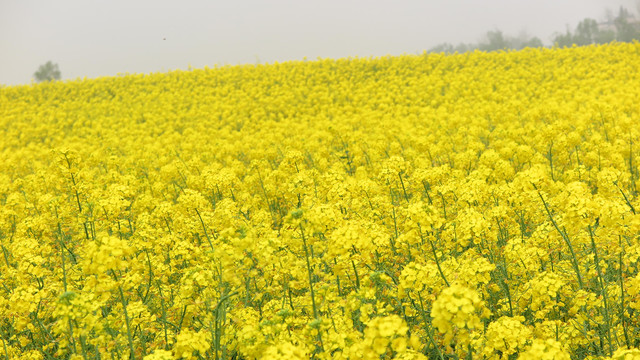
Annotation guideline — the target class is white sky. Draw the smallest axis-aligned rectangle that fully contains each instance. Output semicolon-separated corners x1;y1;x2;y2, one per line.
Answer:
1;0;637;86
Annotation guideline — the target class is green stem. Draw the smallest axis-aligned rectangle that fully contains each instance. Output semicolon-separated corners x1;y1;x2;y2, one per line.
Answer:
629;135;636;195
351;259;361;290
418;225;450;287
212;291;236;360
63;153;84;215
547;141;555;181
587;225;613;356
59;240;68;293
438;193;447;220
390;208;398;255
533;184;583;288
416;293;444;360
118;285;136;359
194;208;214;251
422;180;433;204
156;281;169;350
2;334;9;360
79;335;89;360
299;224;324;352
615;182;636;215
619;239;631;348
67;319;78;355
300;224;318;318
398;172;409;202
498;263;514;317
1;244;11;269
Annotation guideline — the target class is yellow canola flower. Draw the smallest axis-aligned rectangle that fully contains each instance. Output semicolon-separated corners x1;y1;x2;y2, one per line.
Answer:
344;315;423;360
173;329;211;359
143;349;175;360
481;316;532;359
608;347;640;360
519;271;567;318
628;272;640;310
519;338;571;360
432;284;490;347
260;341;308;360
83;235;135;274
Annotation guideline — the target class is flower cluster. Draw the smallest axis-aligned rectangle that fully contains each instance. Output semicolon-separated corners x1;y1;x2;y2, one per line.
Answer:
432;284;490;354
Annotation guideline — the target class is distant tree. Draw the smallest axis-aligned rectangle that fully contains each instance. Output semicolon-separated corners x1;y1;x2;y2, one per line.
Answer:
614;6;639;42
521;36;544;48
509;31;544;50
428;42;474;53
453;43;473;53
478;30;509;51
553;27;575;47
428;29;547;53
574;18;600;45
596;29;616;44
428;43;456;53
34;61;61;83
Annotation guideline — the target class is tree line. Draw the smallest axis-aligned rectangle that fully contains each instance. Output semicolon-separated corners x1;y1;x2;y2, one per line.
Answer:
429;6;640;53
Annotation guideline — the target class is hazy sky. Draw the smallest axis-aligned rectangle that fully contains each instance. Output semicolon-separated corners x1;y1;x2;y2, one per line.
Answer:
1;0;637;86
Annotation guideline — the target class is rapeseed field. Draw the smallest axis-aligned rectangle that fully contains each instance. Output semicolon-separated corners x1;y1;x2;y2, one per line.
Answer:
1;43;640;359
